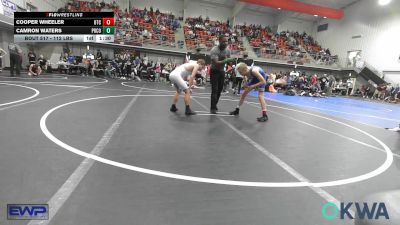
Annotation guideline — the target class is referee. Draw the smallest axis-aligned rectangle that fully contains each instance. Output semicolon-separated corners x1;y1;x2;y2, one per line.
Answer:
209;35;235;114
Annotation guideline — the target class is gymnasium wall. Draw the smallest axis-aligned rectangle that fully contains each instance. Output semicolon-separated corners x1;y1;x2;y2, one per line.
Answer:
130;0;183;17
314;0;400;72
25;0;65;11
235;9;276;26
185;1;231;22
383;71;400;85
277;18;316;36
0;0;64;12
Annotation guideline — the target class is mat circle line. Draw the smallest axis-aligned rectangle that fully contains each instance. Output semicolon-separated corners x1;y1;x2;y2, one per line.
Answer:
40;94;393;188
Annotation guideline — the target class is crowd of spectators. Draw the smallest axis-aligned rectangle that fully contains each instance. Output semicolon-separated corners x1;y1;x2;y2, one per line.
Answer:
238;24;308;64
115;7;181;48
184;16;245;55
263;70;399;104
56;48;179;81
260;70;353;98
107;52;179;81
354;83;400;103
61;0;182;48
237;24;338;66
62;0;119;13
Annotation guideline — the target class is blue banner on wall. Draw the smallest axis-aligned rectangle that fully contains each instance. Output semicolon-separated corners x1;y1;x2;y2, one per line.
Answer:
1;0;17;18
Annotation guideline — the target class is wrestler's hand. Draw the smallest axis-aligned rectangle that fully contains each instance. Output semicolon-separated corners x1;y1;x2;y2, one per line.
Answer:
223;58;236;64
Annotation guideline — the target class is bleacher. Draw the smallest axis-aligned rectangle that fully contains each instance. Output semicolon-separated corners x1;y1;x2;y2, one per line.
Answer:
65;0;119;13
184;17;245;56
239;24;310;64
65;0;181;48
238;24;339;66
115;7;181;48
63;0;339;67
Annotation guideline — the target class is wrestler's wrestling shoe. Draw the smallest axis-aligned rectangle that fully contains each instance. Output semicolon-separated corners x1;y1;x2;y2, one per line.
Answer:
257;115;269;122
185;107;196;116
170;104;178;112
229;108;240;116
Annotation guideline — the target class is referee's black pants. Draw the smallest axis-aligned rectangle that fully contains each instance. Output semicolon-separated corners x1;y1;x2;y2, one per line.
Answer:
235;77;243;94
210;68;225;110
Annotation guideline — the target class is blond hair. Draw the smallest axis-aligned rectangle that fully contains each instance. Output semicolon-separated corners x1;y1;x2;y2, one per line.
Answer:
236;62;248;73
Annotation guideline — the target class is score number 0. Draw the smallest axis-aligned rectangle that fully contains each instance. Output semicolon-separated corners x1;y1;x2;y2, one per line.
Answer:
102;18;114;26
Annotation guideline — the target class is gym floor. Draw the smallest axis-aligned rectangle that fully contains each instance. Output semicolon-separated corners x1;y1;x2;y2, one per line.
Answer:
0;73;399;225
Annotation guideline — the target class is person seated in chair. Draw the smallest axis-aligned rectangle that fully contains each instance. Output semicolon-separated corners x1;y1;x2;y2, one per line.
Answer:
105;62;114;78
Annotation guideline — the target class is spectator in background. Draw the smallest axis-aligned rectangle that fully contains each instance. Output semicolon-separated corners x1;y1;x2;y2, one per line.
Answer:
134;56;141;66
377;83;387;99
361;85;370;98
61;52;68;62
0;47;7;73
320;75;329;92
223;62;234;93
84;58;92;76
154;62;161;81
28;63;42;77
326;48;331;56
38;55;47;72
105;62;114;78
67;54;75;64
8;43;23;77
346;78;354;95
326;74;336;96
28;50;37;65
96;49;103;60
143;54;149;65
125;59;132;79
233;52;253;95
142;29;149;39
310;74;318;86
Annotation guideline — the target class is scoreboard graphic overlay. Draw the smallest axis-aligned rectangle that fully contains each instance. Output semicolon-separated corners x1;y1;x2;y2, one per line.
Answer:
14;12;115;43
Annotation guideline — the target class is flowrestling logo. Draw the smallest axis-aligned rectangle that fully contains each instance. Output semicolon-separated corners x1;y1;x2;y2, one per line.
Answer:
322;202;389;220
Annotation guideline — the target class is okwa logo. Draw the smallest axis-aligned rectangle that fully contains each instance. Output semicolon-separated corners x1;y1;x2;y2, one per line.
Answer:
322;202;389;220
